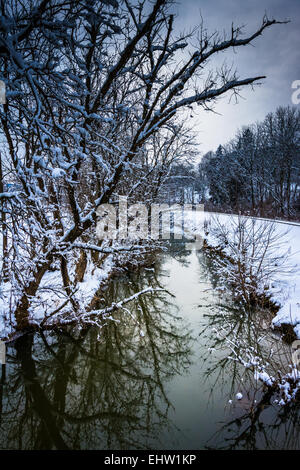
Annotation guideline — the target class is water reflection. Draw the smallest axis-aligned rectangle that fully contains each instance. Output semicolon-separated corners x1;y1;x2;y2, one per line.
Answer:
0;246;299;450
206;391;300;450
197;249;300;450
0;266;192;450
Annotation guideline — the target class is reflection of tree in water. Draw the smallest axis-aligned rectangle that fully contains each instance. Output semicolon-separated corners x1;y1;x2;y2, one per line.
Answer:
207;390;300;450
2;246;299;451
198;250;300;450
0;267;193;450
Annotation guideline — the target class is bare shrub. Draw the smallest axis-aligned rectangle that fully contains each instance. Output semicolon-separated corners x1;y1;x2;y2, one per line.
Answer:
206;215;291;306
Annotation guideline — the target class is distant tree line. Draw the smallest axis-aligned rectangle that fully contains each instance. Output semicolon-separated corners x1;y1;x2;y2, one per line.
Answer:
197;106;300;219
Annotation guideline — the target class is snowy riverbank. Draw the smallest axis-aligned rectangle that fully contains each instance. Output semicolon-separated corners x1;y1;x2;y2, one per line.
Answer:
0;240;159;339
187;211;300;339
1;210;300;340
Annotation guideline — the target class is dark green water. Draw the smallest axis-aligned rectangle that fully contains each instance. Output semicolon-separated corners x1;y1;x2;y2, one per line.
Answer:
0;246;299;450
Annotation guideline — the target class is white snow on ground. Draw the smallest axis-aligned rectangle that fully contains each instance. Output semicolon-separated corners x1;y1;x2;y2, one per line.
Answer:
33;254;114;321
0;251;114;337
184;210;300;339
269;223;300;336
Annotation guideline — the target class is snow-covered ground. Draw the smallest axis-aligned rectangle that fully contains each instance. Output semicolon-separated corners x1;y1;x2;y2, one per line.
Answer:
263;222;300;338
185;210;300;339
0;252;115;338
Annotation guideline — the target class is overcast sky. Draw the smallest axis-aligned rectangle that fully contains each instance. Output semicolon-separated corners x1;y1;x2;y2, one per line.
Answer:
172;0;300;156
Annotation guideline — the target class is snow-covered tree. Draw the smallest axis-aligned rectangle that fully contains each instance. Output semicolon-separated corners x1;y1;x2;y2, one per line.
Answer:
199;106;300;218
0;0;286;331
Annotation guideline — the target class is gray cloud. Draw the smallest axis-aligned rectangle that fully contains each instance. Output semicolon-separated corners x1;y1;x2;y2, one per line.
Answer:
173;0;300;155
